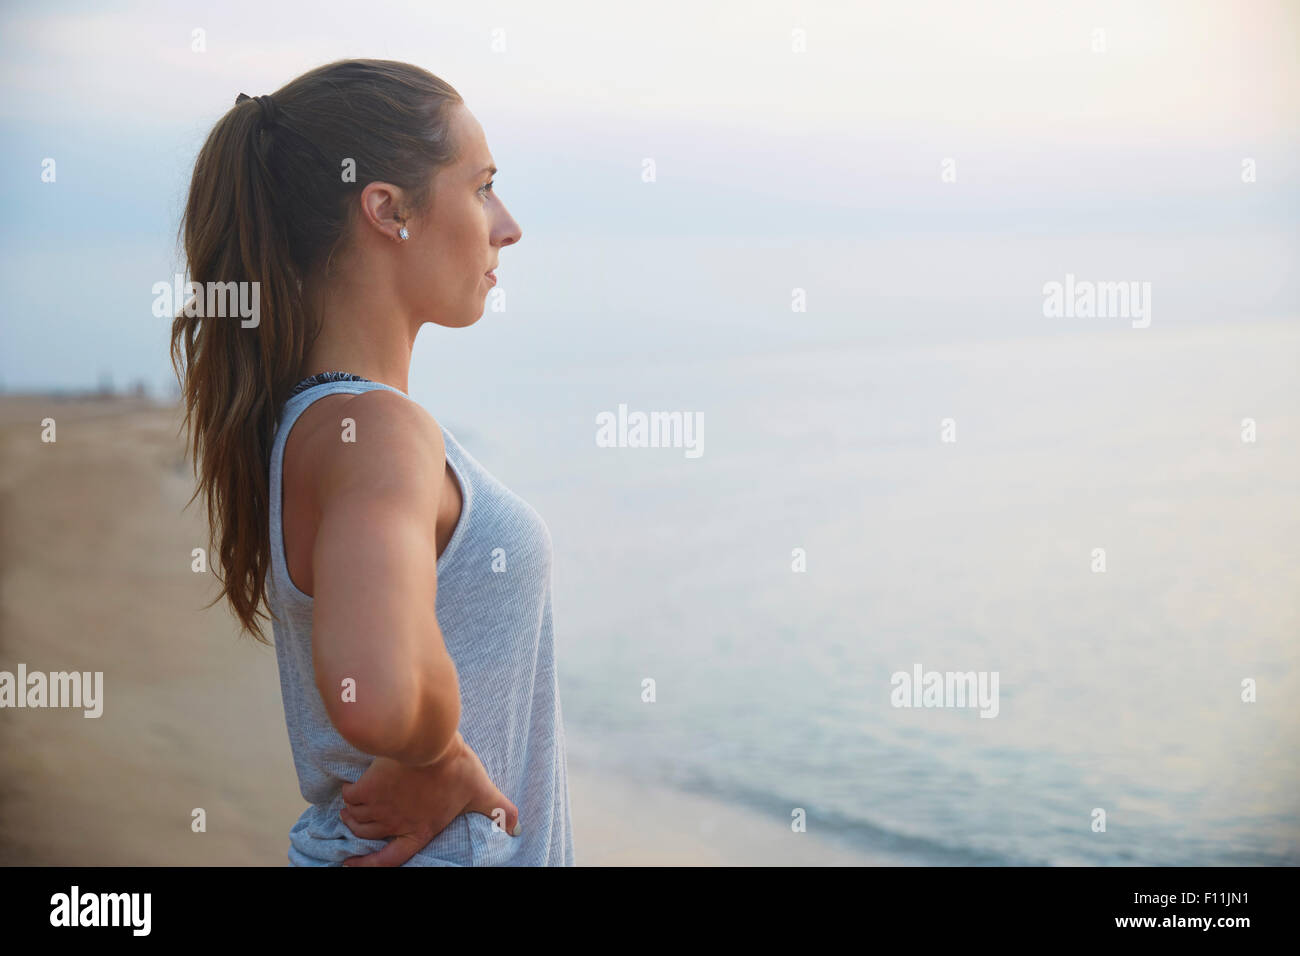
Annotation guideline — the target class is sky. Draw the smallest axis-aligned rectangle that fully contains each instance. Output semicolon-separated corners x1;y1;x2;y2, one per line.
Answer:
0;0;1297;392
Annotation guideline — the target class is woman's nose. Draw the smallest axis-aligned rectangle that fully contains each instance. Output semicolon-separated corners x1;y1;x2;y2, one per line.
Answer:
495;206;521;246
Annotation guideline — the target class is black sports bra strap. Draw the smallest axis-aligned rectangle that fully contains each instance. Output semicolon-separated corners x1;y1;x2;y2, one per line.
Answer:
289;371;373;397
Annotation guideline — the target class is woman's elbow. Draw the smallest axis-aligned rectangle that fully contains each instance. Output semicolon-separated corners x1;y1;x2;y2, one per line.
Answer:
323;671;460;762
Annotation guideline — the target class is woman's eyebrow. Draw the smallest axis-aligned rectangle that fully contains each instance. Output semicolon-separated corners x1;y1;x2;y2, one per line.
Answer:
476;165;497;177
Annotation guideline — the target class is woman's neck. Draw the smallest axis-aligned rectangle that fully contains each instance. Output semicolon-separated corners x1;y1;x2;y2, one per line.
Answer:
299;275;416;394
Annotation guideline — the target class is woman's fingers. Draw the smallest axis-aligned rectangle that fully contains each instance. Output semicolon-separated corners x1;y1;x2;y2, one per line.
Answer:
340;803;378;824
341;834;423;867
471;790;521;837
339;811;389;840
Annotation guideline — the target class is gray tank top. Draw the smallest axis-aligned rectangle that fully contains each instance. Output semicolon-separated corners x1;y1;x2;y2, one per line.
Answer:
267;376;575;866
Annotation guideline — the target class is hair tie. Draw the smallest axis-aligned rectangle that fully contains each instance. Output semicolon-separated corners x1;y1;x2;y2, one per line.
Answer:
235;92;278;130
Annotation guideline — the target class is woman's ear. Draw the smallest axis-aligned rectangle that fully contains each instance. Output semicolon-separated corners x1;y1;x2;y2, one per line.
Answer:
358;181;406;242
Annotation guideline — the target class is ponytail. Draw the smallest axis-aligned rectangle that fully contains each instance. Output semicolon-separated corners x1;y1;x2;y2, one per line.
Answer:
169;59;463;642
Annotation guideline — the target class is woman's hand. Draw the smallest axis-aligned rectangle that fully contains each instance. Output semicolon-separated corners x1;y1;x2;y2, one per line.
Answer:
338;731;521;866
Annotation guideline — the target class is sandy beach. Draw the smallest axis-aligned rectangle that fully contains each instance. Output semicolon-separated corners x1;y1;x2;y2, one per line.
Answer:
0;393;878;866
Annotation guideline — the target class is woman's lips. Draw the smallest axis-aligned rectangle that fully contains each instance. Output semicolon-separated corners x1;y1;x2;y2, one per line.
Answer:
485;270;497;285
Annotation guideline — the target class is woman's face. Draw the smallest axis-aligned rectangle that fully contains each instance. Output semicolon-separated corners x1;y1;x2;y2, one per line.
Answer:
403;102;521;328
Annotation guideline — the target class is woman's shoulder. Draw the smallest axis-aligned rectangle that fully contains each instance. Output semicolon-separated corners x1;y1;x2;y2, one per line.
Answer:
287;387;449;501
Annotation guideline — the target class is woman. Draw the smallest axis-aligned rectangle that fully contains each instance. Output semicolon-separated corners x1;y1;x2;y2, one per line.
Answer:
169;59;574;866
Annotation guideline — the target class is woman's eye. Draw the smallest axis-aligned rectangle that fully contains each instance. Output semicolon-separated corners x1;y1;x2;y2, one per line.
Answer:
479;180;495;196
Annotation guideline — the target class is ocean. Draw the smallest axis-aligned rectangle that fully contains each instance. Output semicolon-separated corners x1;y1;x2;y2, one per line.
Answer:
421;318;1300;866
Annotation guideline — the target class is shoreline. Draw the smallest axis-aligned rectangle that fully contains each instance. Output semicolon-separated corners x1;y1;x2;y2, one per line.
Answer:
566;762;886;866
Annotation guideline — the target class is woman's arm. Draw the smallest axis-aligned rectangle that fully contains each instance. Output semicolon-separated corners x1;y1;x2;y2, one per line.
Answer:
306;388;460;766
296;388;521;865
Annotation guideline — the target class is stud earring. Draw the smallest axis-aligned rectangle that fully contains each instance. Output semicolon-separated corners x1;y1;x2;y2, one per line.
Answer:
395;215;409;241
